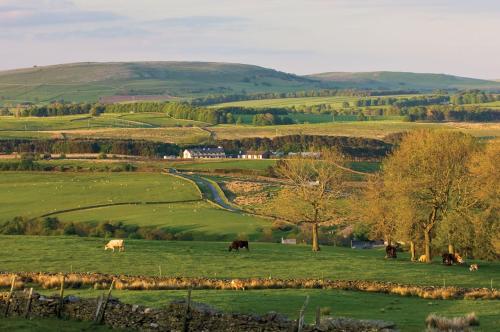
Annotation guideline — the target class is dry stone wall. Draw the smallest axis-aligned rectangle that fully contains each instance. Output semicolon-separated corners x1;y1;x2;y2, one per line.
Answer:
0;290;398;332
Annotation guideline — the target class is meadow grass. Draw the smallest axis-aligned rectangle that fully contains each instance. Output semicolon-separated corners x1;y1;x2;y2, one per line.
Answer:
0;236;497;289
28;288;499;332
117;113;209;127
212;95;420;109
0;317;116;331
211;121;500;140
0;172;200;222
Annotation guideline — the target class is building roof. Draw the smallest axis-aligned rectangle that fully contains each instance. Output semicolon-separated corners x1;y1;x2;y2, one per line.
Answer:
184;147;225;155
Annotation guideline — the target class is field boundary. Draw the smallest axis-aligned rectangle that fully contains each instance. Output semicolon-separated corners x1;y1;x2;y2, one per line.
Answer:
1;272;498;301
36;199;203;219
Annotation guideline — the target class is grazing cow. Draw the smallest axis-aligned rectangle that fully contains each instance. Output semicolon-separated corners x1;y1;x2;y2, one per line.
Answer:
105;239;125;252
228;240;249;252
469;264;479;272
418;255;427;262
442;253;464;266
230;279;245;291
385;245;397;259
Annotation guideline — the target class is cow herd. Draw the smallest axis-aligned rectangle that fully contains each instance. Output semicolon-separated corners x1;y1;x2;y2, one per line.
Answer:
103;239;479;272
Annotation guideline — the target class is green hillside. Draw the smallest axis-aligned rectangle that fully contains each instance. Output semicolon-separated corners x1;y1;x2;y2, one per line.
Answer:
0;62;318;104
308;71;500;91
1;63;500;105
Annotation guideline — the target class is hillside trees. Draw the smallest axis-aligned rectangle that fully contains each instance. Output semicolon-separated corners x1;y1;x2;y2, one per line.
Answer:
381;130;479;262
268;149;347;251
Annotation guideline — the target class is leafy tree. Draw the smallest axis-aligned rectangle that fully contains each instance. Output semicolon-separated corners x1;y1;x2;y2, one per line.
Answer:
382;130;479;262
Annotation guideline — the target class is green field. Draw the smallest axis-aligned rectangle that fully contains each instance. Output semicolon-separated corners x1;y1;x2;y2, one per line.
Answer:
1;236;497;288
0;172;198;221
0;113;205;131
213;95;418;109
0;172;271;239
212;121;500;140
1;236;499;331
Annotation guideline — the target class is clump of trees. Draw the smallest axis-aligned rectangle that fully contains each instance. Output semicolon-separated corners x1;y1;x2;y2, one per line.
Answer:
450;90;500;105
358;130;498;261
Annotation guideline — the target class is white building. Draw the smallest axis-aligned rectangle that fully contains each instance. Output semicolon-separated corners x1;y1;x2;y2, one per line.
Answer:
238;151;271;159
183;147;226;159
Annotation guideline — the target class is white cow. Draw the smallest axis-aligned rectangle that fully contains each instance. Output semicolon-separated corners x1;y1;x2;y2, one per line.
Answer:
104;239;125;252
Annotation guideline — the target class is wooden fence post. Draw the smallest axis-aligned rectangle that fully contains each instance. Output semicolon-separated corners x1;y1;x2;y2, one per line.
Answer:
182;288;192;332
296;295;309;332
315;306;321;328
24;287;33;319
58;274;65;318
94;294;104;323
3;275;16;317
95;279;115;324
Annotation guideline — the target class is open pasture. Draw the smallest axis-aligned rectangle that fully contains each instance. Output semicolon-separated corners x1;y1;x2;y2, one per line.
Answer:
212;121;500;140
0;113;206;131
0;236;497;288
27;288;498;332
0;172;199;222
212;94;421;109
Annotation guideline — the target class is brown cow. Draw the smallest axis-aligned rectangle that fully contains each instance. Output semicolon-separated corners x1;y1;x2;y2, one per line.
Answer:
228;240;249;252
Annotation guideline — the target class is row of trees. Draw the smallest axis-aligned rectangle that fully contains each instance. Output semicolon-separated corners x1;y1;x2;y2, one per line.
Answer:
0;139;180;157
450;90;500;105
218;135;392;159
267;131;498;259
355;95;450;108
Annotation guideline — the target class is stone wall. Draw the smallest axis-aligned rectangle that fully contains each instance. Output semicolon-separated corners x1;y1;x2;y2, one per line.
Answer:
0;290;398;332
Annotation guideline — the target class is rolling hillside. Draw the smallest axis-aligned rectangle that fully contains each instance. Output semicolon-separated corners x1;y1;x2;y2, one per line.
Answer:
0;62;319;104
1;62;500;105
308;71;500;91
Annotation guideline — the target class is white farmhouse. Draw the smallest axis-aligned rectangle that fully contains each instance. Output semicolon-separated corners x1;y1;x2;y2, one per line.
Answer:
183;147;226;159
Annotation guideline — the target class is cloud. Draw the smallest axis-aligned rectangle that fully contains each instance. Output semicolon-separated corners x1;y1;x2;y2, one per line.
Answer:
0;0;122;27
147;16;250;29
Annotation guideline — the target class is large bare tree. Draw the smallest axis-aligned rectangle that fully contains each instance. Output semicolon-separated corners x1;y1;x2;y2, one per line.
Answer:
269;149;347;251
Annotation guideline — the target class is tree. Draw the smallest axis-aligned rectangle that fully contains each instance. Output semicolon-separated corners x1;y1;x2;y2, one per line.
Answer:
268;149;347;251
356;175;398;246
382;130;478;262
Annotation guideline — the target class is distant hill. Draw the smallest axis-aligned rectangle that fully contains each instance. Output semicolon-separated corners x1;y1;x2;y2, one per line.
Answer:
307;71;500;91
0;62;318;104
1;62;499;105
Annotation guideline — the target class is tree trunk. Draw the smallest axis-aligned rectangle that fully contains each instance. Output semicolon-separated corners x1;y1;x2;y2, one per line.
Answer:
311;223;320;252
410;241;416;261
448;243;454;254
424;229;432;263
386;235;391;247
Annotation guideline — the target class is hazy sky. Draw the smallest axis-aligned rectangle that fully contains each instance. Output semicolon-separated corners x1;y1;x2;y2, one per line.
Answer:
0;0;499;78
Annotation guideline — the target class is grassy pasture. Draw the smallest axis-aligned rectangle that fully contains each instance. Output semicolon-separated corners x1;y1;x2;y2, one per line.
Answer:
0;113;206;131
211;121;500;140
0;172;271;239
0;236;498;289
212;95;420;109
0;172;199;222
116;113;209;127
28;288;499;332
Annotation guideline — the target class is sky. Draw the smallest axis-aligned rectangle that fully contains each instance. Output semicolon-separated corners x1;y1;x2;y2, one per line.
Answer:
0;0;499;79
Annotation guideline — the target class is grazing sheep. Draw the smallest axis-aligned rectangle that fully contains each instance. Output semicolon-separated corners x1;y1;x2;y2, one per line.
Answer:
418;255;427;262
230;279;245;291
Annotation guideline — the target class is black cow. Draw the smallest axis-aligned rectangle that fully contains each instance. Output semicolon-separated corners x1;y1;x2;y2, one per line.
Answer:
385;245;397;259
229;240;249;252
